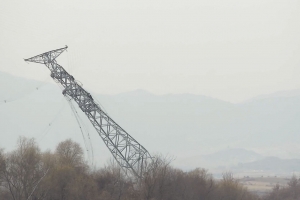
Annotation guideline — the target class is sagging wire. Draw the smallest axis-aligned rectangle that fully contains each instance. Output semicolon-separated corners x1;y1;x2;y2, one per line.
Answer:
26;168;50;200
37;98;66;142
67;98;94;167
0;76;51;105
75;105;95;167
68;99;94;167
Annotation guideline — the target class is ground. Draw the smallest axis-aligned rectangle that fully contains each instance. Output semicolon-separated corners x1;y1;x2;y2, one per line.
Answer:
239;176;290;196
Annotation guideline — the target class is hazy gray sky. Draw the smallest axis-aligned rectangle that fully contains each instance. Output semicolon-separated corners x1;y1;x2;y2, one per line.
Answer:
1;0;299;103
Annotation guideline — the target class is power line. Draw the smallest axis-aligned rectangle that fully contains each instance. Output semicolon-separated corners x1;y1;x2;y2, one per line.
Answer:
37;98;66;141
67;99;94;166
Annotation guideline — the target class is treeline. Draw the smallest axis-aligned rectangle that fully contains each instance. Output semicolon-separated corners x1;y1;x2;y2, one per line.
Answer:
264;175;300;200
0;137;296;200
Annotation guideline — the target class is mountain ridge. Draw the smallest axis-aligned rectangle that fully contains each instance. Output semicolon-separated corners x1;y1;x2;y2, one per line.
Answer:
1;71;300;172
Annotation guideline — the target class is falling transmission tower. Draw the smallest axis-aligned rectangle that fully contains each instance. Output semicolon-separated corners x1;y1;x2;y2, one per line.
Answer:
24;46;152;178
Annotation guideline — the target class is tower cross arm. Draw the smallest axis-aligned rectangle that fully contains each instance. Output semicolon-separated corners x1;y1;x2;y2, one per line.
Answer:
24;46;68;64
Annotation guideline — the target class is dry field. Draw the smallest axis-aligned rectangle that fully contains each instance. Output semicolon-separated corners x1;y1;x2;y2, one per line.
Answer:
239;177;290;196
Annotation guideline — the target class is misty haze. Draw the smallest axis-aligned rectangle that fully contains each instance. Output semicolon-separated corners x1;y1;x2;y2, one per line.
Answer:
1;0;300;199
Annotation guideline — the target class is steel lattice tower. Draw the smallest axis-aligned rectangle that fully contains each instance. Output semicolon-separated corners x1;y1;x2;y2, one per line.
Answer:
24;46;152;178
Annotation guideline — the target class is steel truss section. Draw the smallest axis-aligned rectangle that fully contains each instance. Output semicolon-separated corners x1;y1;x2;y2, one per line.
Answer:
24;46;152;178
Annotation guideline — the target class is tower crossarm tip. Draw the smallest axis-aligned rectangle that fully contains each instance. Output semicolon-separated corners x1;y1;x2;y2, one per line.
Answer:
24;46;68;64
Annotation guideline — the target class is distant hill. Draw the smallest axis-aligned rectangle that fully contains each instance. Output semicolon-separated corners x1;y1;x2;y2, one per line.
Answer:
174;148;264;170
0;71;44;101
234;156;300;173
244;89;300;103
1;70;300;171
203;148;263;165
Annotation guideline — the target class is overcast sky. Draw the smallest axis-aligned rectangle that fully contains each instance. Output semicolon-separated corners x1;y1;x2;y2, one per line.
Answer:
0;0;299;103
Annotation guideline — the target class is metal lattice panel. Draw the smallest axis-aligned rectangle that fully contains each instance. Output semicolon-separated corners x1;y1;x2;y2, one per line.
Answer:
24;46;152;178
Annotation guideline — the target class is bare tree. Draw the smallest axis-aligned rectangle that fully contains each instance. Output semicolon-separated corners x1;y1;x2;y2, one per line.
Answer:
264;175;300;200
215;172;259;200
139;154;174;200
92;159;131;200
0;148;12;200
2;137;44;200
55;139;84;168
0;138;264;200
0;148;4;184
41;139;98;200
287;174;300;198
181;168;215;200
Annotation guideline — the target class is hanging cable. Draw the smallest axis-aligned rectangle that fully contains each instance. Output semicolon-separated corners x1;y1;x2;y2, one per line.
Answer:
36;98;66;141
0;75;51;105
74;105;95;167
26;168;50;200
67;99;94;166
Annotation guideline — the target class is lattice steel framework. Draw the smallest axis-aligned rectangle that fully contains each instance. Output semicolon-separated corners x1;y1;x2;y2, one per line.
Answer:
25;46;152;178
